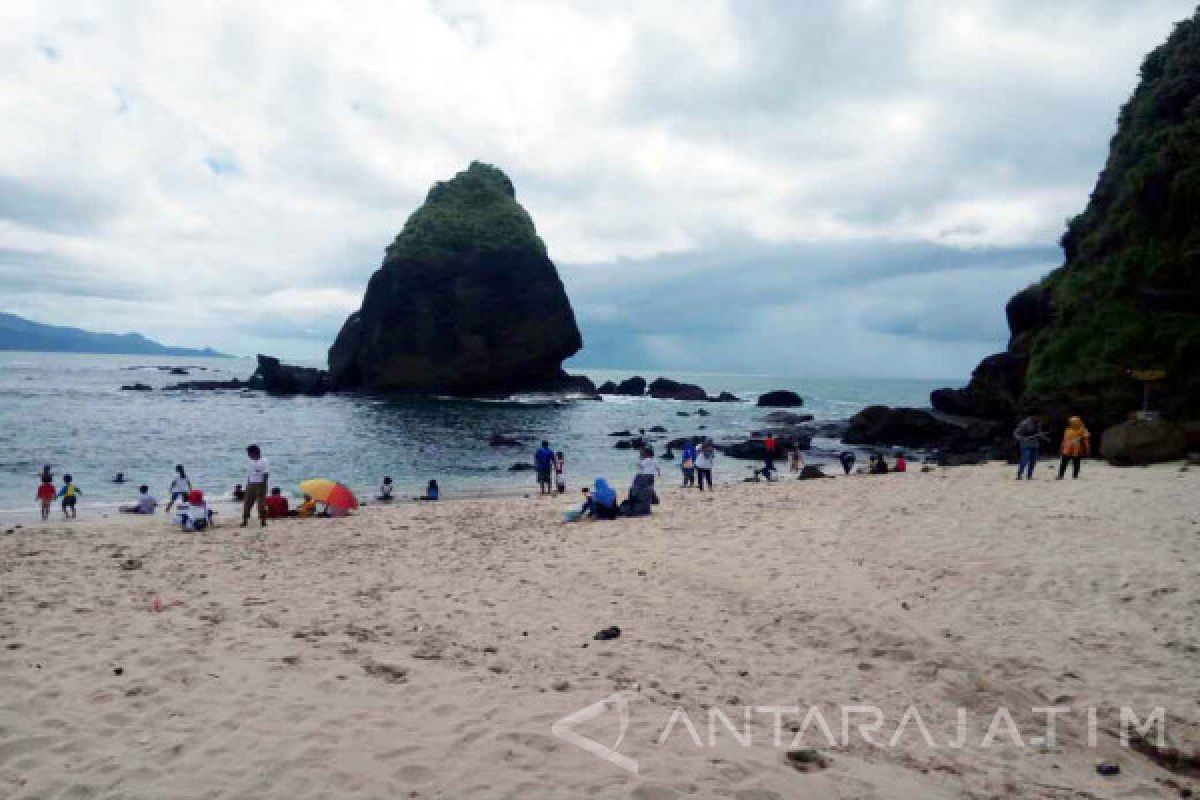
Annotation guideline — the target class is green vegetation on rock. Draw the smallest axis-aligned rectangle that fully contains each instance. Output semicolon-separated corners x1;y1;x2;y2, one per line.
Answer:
1022;10;1200;423
384;161;547;263
944;9;1200;429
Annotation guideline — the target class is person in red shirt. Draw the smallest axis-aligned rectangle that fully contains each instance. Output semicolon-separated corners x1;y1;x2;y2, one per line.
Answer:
264;487;289;518
36;476;55;520
894;453;908;472
763;431;778;475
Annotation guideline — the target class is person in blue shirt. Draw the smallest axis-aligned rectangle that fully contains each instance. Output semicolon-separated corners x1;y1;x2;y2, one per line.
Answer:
58;474;82;519
680;441;697;487
534;441;556;495
417;480;439;501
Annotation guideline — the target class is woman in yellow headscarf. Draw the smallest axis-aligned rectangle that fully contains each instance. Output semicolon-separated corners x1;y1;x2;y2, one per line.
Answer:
1057;416;1090;479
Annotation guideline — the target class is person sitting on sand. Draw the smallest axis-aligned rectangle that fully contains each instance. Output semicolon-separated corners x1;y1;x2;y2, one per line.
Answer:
839;450;856;475
231;484;245;502
58;474;82;519
377;476;394;502
869;453;889;475
1057;416;1091;480
180;489;211;531
894;453;907;473
589;479;619;520
119;485;158;514
36;475;55;521
264;487;289;518
416;480;439;501
293;494;317;518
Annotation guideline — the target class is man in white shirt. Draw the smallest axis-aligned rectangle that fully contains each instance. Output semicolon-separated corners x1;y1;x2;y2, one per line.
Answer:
242;444;270;527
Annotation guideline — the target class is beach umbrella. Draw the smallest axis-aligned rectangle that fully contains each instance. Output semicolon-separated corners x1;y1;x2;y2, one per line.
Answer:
298;478;358;513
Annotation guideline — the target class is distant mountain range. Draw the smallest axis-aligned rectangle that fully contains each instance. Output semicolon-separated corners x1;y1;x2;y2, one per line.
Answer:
0;312;227;357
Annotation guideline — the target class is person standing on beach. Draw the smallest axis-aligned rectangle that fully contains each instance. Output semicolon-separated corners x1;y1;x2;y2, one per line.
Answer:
839;450;856;475
36;475;55;520
695;440;715;491
555;451;567;494
763;431;778;474
165;464;191;512
241;444;269;527
680;440;697;487
1057;416;1091;480
57;474;81;519
1013;416;1046;480
535;441;556;495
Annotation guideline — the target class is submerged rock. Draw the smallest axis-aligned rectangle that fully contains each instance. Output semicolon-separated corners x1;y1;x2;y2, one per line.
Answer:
328;162;582;395
763;411;813;425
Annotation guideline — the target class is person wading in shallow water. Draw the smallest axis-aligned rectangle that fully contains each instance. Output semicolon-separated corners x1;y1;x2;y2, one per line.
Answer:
241;444;270;527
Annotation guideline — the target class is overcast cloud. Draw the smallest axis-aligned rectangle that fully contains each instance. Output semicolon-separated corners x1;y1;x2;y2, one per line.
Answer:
1;1;1194;377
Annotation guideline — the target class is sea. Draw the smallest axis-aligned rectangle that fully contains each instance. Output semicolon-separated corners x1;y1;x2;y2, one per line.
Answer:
0;353;944;520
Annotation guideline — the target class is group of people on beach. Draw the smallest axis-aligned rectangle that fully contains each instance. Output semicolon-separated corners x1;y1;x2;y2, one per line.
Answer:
32;411;1097;526
1014;414;1091;479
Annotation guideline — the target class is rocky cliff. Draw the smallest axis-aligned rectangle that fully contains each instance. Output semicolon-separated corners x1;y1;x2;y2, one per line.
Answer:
328;162;583;395
934;11;1200;430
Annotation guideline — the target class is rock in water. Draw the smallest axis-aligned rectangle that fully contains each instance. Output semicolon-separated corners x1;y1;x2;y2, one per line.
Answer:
647;378;708;401
252;355;330;396
756;390;803;407
328;162;582;394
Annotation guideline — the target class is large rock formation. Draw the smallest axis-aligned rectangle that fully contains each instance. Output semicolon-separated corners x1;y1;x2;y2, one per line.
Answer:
843;405;1005;451
1100;418;1187;465
932;12;1200;431
328;162;583;395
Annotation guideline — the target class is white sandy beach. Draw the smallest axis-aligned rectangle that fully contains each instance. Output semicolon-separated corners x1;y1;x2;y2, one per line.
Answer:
2;462;1197;799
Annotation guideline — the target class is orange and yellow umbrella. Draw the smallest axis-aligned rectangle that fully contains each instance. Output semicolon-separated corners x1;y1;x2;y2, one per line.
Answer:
298;478;358;514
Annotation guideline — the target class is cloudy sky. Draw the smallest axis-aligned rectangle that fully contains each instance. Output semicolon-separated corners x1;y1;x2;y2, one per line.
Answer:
2;1;1194;378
